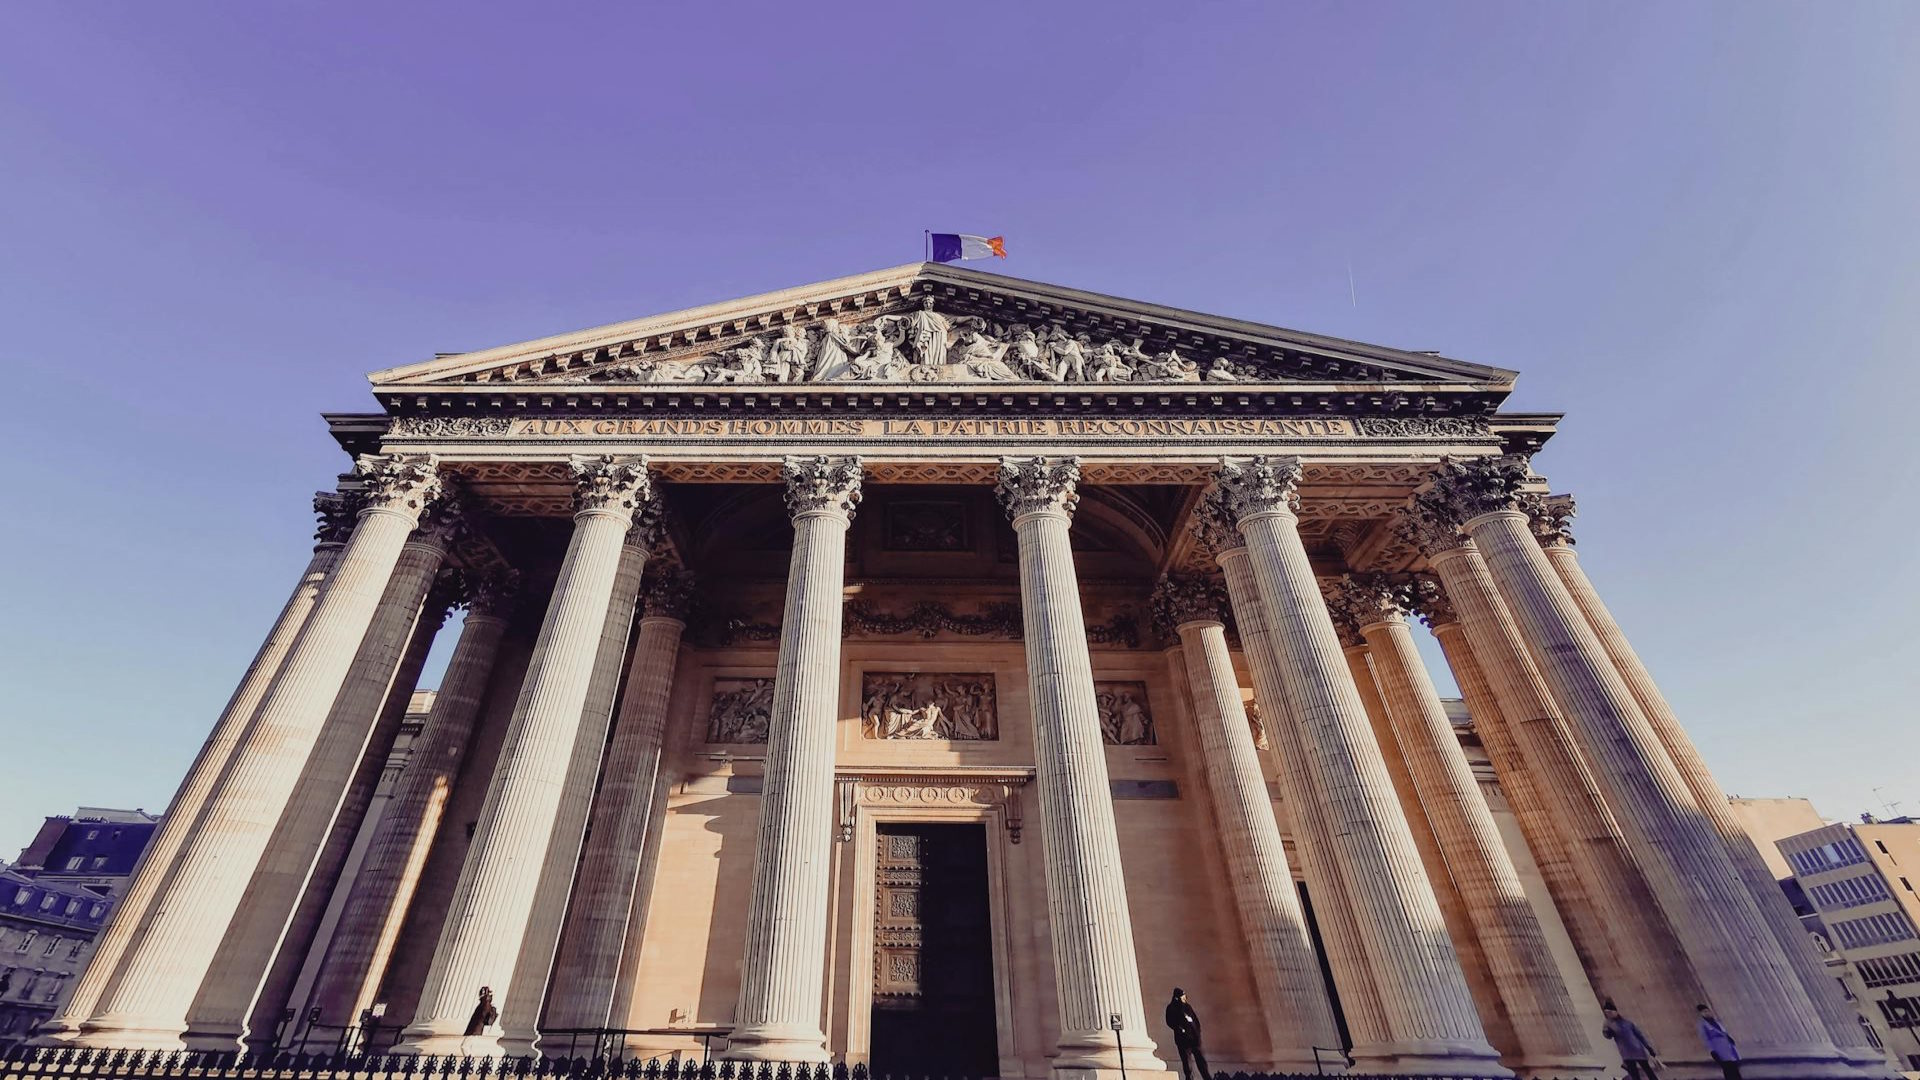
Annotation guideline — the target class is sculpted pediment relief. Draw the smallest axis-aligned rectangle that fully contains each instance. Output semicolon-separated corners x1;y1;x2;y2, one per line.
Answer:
369;264;1516;391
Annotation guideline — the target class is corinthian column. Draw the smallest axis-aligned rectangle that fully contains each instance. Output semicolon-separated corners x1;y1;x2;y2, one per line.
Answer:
1190;496;1392;1068
75;455;445;1051
39;494;357;1045
502;502;661;1055
545;569;694;1036
394;455;652;1056
1151;574;1338;1070
1211;457;1501;1076
305;572;522;1038
1397;511;1705;1063
997;457;1162;1075
1416;456;1848;1078
728;457;861;1063
189;497;468;1050
1331;576;1600;1078
1529;497;1887;1072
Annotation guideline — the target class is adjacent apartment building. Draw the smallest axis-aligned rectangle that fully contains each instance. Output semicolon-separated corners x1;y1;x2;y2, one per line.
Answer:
0;808;159;1051
1776;815;1920;1070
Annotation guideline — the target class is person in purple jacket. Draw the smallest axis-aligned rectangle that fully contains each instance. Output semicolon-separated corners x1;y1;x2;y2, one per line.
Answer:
1696;1004;1741;1080
1601;1000;1659;1080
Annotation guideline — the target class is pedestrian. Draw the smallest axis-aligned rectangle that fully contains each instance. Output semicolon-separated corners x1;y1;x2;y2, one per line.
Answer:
1600;1000;1659;1080
1696;1004;1741;1080
1165;988;1211;1080
461;986;498;1053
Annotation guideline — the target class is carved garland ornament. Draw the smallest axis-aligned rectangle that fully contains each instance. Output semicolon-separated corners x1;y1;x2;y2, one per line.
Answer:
390;416;515;438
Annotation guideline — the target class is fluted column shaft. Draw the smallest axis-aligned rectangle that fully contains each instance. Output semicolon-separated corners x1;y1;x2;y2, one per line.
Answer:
1541;538;1885;1069
1421;543;1704;1061
305;591;515;1036
998;457;1161;1074
188;533;454;1049
42;532;346;1044
1465;507;1839;1073
501;533;651;1055
545;602;687;1034
1171;618;1339;1068
396;456;650;1056
1426;620;1614;1011
729;456;861;1064
77;456;444;1050
1216;459;1500;1075
1215;548;1391;1065
1356;610;1598;1076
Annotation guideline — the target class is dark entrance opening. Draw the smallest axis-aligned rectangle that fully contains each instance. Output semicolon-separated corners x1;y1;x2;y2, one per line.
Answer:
870;823;999;1078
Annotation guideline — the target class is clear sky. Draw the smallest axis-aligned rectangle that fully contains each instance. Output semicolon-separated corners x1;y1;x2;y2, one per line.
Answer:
2;3;1916;855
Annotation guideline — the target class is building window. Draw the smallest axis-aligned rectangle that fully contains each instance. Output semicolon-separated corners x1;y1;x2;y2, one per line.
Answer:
15;932;34;953
1876;840;1890;854
43;936;60;957
11;888;30;906
63;857;84;871
66;940;82;960
64;899;80;915
84;829;98;841
42;973;62;1001
89;904;105;919
38;894;57;910
89;856;107;870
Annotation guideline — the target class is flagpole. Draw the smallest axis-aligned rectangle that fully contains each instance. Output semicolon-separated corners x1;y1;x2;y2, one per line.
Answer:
923;230;930;263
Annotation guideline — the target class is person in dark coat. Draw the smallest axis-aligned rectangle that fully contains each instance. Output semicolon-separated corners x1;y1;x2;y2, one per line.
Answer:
1165;988;1211;1080
1696;1004;1741;1080
464;986;498;1037
1601;1000;1659;1080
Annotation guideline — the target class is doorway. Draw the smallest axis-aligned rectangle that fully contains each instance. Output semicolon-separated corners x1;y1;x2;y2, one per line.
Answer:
869;823;999;1078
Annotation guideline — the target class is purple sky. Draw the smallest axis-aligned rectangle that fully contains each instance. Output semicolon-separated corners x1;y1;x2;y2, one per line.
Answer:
2;4;1916;854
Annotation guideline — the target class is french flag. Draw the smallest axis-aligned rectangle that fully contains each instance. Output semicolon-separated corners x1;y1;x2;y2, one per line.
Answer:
929;233;1007;263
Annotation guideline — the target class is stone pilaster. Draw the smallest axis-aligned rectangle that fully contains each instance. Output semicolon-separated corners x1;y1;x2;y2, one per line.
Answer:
1151;574;1339;1070
1333;576;1601;1078
38;495;357;1045
1419;455;1848;1077
394;455;652;1056
999;457;1162;1076
1399;509;1705;1064
502;501;661;1055
1211;457;1502;1076
74;455;444;1050
545;569;693;1035
189;498;466;1050
1192;491;1393;1068
304;572;521;1038
727;456;862;1063
1530;496;1888;1072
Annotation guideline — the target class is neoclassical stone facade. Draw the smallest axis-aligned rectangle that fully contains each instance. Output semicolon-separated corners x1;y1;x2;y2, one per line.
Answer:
35;265;1891;1080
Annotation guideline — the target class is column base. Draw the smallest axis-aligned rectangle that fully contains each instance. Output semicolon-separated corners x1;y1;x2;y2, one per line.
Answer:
1722;1047;1901;1080
1358;1037;1512;1078
26;1020;80;1046
1052;1030;1166;1074
723;1021;830;1064
1509;1056;1609;1080
180;1024;246;1055
391;1025;510;1058
69;1020;192;1052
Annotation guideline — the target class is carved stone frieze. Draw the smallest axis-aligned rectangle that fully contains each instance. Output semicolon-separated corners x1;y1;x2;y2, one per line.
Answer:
390;416;515;438
1354;416;1492;439
1095;682;1156;746
861;673;999;741
782;455;864;519
1150;573;1229;639
994;456;1081;520
569;454;653;514
706;678;774;743
355;453;444;515
843;600;1021;640
1213;456;1303;522
882;500;969;551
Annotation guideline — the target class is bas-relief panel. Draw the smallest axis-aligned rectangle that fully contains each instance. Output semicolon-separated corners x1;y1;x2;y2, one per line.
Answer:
862;674;999;741
706;678;773;744
1094;682;1156;746
882;500;970;552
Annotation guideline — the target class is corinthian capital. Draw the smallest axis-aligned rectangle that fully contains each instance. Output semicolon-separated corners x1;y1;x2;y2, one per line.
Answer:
995;456;1081;521
412;486;471;548
1150;572;1230;640
782;455;863;520
641;567;697;620
1325;574;1411;638
1414;454;1538;529
1528;493;1577;548
1395;498;1470;558
1213;456;1302;522
626;489;668;551
464;569;523;620
570;455;653;516
312;491;362;545
355;454;445;518
1188;486;1246;558
1409;575;1458;629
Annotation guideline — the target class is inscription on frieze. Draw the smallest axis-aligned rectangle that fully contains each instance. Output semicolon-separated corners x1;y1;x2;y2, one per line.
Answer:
862;673;999;741
396;416;1365;440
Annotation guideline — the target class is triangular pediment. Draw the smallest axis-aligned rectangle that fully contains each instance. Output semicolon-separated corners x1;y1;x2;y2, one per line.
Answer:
369;263;1515;391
